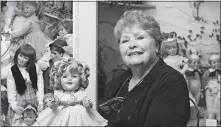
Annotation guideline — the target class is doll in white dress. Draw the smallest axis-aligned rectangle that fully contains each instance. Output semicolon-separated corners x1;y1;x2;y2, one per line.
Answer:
35;58;107;126
203;54;220;119
161;32;188;75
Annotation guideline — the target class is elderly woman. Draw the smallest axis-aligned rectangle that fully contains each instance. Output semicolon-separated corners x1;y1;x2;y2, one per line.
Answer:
100;10;190;126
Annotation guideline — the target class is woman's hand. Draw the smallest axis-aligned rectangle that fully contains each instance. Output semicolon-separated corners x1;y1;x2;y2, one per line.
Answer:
38;104;44;112
14;106;24;115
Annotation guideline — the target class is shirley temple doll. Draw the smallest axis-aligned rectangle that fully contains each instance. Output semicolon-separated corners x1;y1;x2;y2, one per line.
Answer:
36;58;107;126
161;32;189;75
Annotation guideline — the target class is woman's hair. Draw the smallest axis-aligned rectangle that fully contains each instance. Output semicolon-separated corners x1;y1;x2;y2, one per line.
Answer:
22;104;37;117
160;32;179;58
57;20;73;34
50;58;90;91
14;44;36;71
114;10;161;49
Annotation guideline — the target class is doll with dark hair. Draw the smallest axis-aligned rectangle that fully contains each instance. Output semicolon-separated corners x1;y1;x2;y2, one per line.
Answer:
6;44;44;126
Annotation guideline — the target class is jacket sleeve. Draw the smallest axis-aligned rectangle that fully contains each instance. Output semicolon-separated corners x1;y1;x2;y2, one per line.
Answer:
36;64;44;105
144;74;190;126
7;69;18;110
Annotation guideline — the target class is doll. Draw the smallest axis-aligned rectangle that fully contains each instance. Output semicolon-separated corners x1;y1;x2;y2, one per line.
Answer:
203;54;220;86
56;20;74;57
161;32;189;75
13;104;38;126
36;58;107;126
185;53;207;119
203;54;220;119
7;44;44;126
186;53;203;107
9;1;49;60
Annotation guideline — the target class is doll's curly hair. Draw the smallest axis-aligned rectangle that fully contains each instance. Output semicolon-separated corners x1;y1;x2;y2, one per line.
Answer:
49;58;90;91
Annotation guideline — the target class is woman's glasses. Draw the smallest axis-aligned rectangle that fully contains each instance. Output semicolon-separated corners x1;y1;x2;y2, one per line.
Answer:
99;97;126;114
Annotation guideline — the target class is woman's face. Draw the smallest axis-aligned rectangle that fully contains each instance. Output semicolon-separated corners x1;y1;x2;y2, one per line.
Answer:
61;70;80;92
166;42;177;56
17;53;29;67
119;26;158;68
23;4;36;17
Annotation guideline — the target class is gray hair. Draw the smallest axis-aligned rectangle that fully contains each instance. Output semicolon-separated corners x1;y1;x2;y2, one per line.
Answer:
114;10;162;47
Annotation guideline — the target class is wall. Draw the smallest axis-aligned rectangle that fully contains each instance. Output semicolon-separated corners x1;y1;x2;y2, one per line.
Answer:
75;2;97;108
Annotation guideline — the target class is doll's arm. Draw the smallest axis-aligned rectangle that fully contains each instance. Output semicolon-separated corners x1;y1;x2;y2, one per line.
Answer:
6;69;18;110
80;91;93;108
10;21;32;38
180;64;189;75
180;57;189;74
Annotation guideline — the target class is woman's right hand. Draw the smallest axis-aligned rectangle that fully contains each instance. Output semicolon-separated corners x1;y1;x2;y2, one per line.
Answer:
13;106;24;115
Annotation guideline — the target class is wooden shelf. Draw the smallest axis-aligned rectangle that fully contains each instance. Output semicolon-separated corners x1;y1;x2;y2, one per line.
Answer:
44;12;73;22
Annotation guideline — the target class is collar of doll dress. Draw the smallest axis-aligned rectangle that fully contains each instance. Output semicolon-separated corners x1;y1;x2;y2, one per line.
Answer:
209;68;221;73
27;15;40;24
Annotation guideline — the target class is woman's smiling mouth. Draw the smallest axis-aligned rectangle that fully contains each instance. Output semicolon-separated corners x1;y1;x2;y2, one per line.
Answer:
128;51;143;56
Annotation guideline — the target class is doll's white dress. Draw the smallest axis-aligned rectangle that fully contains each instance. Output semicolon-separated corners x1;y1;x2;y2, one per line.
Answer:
163;55;188;74
36;90;107;126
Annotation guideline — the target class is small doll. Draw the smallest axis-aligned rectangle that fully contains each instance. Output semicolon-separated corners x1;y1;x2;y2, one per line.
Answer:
36;58;107;126
13;104;38;126
185;53;206;119
212;75;220;122
56;20;74;57
203;54;220;119
161;32;189;75
186;53;203;107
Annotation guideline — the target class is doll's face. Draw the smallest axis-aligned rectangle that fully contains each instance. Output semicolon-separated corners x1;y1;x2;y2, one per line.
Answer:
58;26;68;38
61;70;80;92
17;53;29;67
210;59;220;70
166;42;178;56
22;3;36;17
23;110;37;126
188;59;201;70
50;47;63;62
